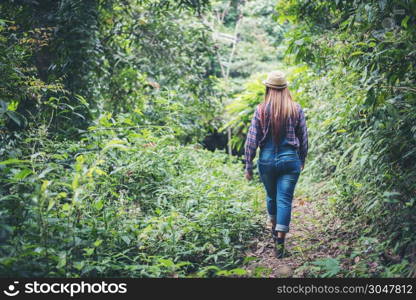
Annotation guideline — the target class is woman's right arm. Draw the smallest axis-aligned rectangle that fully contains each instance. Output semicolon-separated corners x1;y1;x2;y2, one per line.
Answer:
296;105;308;168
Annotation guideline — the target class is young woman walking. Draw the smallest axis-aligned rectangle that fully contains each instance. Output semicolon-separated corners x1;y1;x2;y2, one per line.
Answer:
244;70;308;259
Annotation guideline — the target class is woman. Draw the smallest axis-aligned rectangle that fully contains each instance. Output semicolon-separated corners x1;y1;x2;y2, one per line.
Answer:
244;70;308;259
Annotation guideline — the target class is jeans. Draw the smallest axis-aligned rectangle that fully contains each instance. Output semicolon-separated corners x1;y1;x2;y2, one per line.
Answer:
257;137;301;233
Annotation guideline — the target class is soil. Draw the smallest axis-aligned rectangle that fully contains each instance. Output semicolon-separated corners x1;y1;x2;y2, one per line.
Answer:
244;195;349;277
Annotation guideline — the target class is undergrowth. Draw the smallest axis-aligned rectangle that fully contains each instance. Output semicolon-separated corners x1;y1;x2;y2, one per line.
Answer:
0;123;263;277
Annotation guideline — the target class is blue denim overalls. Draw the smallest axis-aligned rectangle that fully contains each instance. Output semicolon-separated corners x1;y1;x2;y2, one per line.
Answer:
257;130;301;232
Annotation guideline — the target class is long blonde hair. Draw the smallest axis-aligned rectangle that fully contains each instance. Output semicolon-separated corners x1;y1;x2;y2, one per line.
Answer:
259;87;298;144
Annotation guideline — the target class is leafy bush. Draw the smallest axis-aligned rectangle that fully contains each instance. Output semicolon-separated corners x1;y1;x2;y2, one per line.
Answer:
0;0;219;137
276;0;416;277
0;124;263;277
222;74;266;152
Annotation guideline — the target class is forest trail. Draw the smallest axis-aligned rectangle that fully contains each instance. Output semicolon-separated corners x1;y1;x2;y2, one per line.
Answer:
244;187;351;277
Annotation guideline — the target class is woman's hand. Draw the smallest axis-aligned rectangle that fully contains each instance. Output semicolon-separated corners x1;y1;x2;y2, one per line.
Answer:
301;164;304;171
245;171;253;181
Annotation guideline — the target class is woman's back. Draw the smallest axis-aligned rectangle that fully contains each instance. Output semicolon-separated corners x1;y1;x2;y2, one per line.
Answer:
259;130;298;162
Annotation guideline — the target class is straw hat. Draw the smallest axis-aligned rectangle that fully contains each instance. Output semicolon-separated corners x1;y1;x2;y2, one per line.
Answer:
263;71;288;89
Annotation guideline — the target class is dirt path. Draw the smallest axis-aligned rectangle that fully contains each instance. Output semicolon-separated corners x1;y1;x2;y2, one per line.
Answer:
244;194;349;277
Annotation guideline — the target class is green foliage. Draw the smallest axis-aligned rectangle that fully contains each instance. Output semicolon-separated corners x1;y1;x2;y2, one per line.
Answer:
1;0;263;278
222;74;266;151
0;18;66;129
2;0;414;279
0;0;220;137
0;123;263;277
278;0;416;277
209;0;288;86
311;258;341;278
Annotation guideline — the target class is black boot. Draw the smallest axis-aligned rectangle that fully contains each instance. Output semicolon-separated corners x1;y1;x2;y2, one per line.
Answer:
274;238;285;259
271;222;277;241
271;228;277;241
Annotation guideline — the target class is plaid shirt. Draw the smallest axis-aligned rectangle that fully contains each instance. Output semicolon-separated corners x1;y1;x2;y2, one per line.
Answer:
244;102;308;173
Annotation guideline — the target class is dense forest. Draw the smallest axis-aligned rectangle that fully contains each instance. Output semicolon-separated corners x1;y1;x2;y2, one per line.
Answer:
0;0;415;278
